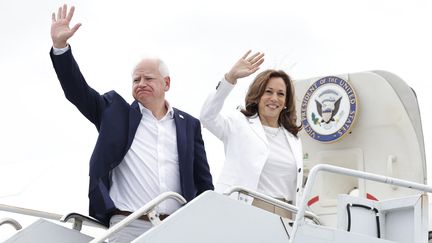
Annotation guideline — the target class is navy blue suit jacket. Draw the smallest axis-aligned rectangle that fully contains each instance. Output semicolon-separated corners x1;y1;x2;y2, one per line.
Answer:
50;48;213;226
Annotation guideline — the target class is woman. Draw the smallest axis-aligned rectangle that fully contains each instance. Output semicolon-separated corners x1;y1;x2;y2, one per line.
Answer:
200;51;303;216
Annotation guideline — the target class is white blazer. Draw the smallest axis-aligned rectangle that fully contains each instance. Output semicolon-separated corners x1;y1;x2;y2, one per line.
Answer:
200;79;304;205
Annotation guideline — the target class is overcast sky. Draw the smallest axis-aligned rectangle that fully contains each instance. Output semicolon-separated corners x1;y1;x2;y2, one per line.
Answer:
0;0;431;239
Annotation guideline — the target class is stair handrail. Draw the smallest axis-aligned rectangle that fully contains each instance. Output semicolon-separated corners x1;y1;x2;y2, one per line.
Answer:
0;217;22;230
0;203;105;229
0;203;63;220
224;186;321;225
89;191;187;243
290;164;432;243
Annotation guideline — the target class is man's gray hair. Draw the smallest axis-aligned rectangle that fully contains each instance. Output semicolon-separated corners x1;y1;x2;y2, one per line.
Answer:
132;57;170;78
158;59;169;78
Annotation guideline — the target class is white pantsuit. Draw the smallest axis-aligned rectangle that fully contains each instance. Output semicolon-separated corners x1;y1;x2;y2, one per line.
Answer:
200;79;304;205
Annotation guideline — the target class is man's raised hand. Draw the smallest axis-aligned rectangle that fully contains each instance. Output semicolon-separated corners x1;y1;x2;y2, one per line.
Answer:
51;4;81;48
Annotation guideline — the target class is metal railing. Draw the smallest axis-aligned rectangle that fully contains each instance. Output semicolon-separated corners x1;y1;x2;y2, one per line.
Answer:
60;213;107;231
224;186;321;225
0;217;22;230
0;204;63;221
290;164;432;243
0;203;105;230
89;191;187;243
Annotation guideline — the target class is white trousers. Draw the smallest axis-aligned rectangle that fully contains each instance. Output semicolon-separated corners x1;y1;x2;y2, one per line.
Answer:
108;215;153;243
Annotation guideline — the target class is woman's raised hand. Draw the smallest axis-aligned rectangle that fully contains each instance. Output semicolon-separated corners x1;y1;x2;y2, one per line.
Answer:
225;50;265;84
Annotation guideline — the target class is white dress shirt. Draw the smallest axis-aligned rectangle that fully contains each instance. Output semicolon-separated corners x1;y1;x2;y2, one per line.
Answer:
109;103;181;215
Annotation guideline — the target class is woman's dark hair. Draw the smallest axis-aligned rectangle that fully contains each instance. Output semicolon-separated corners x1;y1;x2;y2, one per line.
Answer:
241;69;302;136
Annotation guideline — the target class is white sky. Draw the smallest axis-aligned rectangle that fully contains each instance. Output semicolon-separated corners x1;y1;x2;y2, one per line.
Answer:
0;0;431;239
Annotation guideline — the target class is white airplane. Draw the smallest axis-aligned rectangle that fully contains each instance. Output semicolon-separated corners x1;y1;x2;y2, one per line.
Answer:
0;70;429;243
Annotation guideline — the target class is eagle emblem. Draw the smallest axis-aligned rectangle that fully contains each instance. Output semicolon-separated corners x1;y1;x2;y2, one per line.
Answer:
315;96;342;124
300;76;358;143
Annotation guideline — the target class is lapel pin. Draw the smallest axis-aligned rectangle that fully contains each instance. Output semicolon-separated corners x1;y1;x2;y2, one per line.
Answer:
179;114;184;119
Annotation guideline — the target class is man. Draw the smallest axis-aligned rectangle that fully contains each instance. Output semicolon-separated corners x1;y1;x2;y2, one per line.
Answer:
50;4;213;242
